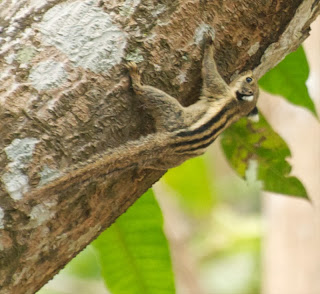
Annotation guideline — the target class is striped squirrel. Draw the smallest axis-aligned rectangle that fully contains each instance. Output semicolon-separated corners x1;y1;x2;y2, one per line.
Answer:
125;34;259;167
27;34;259;197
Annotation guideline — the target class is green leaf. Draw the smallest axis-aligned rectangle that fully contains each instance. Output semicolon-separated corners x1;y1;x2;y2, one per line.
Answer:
162;155;214;217
62;245;101;279
259;46;317;117
92;189;175;294
221;115;308;199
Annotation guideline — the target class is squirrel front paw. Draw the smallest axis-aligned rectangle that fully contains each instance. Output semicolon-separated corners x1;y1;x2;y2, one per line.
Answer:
127;61;142;85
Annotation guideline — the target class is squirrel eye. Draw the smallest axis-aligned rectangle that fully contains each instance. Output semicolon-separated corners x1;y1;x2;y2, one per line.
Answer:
246;77;253;83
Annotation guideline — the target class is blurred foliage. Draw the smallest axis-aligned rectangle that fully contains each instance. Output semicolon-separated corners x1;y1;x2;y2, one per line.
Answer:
92;189;175;294
259;46;317;117
197;208;261;294
162;155;215;217
221;115;308;198
62;246;101;279
162;148;262;294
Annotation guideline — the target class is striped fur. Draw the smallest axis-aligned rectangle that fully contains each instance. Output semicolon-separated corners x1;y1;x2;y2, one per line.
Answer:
171;100;238;154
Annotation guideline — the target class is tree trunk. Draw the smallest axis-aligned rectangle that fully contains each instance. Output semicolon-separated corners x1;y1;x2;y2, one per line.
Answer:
0;0;318;293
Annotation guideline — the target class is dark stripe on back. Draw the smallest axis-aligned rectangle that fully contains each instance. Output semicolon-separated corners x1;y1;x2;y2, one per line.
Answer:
176;100;234;137
183;136;216;152
174;114;232;152
172;107;236;148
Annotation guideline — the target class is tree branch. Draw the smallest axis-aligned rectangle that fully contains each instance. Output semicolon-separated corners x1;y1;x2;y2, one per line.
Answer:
0;0;319;293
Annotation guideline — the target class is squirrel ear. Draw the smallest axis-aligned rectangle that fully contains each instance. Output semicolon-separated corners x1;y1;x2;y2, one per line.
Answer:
247;106;259;122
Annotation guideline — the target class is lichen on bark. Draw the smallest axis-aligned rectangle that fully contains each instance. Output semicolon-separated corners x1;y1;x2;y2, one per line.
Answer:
0;0;319;293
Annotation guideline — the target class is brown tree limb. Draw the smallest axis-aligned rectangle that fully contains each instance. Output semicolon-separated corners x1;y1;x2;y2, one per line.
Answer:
0;0;319;293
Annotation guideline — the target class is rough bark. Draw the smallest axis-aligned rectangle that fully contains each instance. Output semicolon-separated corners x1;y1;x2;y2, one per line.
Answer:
0;0;318;293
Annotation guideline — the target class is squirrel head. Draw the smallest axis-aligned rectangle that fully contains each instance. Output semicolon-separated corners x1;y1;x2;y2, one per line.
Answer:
229;70;260;121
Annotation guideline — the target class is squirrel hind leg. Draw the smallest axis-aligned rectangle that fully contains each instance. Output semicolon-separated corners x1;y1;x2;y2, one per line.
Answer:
126;62;186;132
